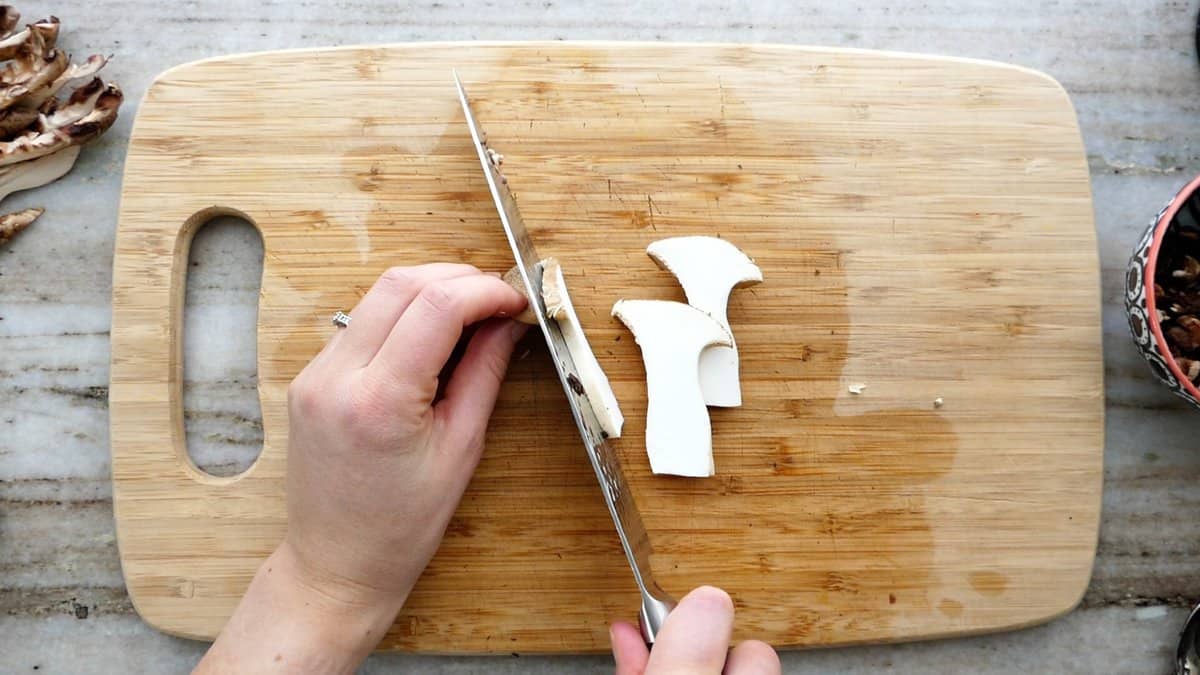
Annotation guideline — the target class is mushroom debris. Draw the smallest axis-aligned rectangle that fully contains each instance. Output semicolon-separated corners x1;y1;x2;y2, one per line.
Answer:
0;6;122;246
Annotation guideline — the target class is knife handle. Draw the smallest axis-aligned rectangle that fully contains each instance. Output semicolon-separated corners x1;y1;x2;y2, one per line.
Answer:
639;592;675;645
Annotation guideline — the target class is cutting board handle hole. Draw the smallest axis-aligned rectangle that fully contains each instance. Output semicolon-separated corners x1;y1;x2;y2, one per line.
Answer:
182;211;264;479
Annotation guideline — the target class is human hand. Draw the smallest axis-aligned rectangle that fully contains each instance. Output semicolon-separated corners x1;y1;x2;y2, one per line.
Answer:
610;586;781;675
283;262;529;610
195;263;528;673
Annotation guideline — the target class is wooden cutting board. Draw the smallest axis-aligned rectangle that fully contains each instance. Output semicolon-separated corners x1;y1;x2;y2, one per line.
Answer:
110;43;1103;652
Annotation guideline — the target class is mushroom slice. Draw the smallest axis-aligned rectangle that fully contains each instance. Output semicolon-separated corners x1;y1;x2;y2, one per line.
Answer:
0;49;66;112
0;205;42;245
38;77;103;129
0;105;36;136
612;299;733;477
646;236;762;407
0;26;67;110
0;23;35;60
0;143;78;202
30;16;59;48
542;258;624;439
0;83;121;166
32;54;107;110
0;7;20;36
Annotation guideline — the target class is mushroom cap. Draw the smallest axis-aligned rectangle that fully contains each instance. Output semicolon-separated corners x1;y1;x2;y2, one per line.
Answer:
611;299;733;352
647;236;762;319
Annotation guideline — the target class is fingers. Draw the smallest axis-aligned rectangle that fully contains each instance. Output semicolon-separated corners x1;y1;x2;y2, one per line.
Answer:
433;318;529;465
325;263;483;368
610;621;650;675
644;586;735;675
723;640;781;675
369;274;527;400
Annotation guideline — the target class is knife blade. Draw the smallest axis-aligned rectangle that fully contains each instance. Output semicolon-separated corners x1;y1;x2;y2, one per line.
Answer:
453;71;675;643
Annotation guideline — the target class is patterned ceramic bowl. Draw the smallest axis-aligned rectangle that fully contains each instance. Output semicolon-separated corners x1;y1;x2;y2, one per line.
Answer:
1126;175;1200;409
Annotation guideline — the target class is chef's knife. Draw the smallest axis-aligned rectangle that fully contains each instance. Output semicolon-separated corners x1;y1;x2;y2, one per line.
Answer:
453;72;675;644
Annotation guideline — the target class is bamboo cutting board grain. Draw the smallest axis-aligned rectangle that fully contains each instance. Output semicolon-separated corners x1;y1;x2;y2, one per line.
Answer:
109;43;1103;652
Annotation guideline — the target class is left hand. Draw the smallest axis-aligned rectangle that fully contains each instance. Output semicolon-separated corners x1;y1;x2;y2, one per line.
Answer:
195;263;529;673
282;263;529;609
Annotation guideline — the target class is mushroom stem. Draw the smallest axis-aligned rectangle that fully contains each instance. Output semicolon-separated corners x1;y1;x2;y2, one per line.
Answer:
612;299;733;477
543;259;624;439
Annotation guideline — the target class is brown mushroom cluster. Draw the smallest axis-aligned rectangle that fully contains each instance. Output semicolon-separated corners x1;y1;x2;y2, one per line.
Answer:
0;6;122;246
1156;208;1200;385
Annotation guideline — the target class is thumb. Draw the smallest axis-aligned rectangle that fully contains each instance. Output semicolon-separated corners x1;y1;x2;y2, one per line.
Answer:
645;586;734;675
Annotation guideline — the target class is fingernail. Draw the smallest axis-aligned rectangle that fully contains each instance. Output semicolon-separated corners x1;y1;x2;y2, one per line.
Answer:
608;624;616;646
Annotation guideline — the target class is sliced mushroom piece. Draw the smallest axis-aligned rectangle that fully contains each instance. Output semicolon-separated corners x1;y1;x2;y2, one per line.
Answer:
0;82;121;166
32;54;106;110
0;143;78;202
30;16;59;48
612;299;733;477
0;22;35;60
0;104;36;135
0;205;41;245
0;7;20;36
543;258;624;438
0;25;67;110
38;77;103;129
0;48;66;112
646;236;762;407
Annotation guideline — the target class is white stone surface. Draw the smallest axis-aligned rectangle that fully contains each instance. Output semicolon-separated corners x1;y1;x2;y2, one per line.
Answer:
3;0;1200;672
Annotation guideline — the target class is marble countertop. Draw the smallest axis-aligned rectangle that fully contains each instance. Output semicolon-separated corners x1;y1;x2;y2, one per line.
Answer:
3;0;1200;672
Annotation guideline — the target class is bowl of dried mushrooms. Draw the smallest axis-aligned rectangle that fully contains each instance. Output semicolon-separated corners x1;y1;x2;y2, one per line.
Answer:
1126;175;1200;409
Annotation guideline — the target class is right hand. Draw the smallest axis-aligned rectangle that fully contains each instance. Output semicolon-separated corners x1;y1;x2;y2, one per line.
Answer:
610;586;781;675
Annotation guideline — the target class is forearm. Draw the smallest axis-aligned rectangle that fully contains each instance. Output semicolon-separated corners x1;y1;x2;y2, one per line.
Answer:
194;542;404;674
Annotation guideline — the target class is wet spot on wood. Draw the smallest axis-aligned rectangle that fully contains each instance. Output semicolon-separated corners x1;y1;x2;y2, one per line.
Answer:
969;571;1009;597
938;599;964;617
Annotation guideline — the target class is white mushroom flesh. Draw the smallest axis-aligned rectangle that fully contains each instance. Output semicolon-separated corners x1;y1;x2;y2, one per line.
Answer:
612;299;733;477
0;141;76;201
646;236;762;407
542;258;624;439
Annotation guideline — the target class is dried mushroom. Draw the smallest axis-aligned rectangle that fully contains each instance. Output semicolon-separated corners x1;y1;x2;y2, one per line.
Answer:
0;204;40;244
0;6;121;247
1156;199;1200;386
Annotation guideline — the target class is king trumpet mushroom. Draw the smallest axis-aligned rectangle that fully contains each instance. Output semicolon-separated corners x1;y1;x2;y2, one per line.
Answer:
543;259;624;438
504;259;625;439
0;7;122;247
646;236;762;407
612;299;733;477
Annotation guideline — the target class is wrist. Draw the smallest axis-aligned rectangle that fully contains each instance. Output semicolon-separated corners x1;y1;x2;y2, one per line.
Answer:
195;544;405;674
267;541;406;648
